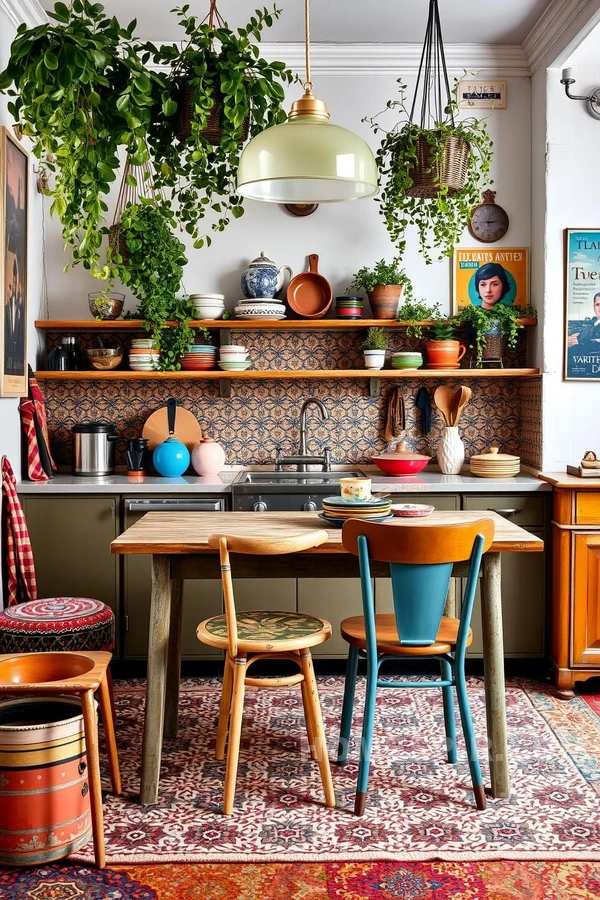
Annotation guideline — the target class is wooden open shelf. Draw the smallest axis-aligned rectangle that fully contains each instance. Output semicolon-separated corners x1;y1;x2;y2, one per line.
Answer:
35;318;539;331
35;368;540;381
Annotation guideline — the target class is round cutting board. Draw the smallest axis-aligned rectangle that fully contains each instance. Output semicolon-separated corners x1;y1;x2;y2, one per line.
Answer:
142;405;202;452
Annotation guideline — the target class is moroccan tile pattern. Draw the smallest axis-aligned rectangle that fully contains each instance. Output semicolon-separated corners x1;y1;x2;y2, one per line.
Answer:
65;676;600;864
2;860;600;899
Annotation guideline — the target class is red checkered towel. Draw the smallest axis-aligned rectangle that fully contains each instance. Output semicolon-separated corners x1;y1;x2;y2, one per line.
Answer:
1;456;37;607
19;366;56;482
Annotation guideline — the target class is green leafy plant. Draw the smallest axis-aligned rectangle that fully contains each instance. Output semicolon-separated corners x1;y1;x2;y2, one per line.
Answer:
146;4;295;248
429;320;457;341
362;326;388;351
365;79;493;263
396;299;442;338
347;258;413;295
0;0;164;272
454;303;535;366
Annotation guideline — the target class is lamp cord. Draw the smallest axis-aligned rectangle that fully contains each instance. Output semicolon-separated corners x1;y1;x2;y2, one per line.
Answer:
304;0;312;92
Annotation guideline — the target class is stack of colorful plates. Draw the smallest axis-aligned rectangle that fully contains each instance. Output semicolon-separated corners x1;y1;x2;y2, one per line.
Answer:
129;339;161;371
335;296;364;319
318;496;393;527
391;351;423;370
469;447;520;478
180;344;218;371
218;344;251;371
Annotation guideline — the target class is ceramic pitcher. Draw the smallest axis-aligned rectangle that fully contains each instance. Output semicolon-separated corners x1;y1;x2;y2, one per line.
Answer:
241;252;293;299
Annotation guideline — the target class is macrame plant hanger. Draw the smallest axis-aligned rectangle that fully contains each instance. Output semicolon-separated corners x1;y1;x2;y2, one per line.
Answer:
109;158;163;257
405;0;469;199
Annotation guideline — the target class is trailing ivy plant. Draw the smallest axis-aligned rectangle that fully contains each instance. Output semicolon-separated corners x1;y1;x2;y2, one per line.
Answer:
0;0;164;273
144;4;295;248
107;201;209;370
347;258;414;296
453;303;536;367
365;79;493;263
396;299;442;338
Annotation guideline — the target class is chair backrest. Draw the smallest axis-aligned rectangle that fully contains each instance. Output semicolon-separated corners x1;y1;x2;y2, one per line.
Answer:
207;529;329;656
342;519;495;654
1;456;37;607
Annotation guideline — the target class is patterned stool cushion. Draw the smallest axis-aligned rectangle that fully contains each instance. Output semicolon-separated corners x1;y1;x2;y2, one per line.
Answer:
205;610;327;643
0;598;115;654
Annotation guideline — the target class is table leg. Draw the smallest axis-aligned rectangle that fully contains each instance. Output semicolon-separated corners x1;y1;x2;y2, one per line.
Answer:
140;554;172;805
164;578;184;740
481;551;510;798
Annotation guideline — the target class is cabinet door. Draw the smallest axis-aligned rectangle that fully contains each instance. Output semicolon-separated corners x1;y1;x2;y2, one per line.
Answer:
572;532;600;666
21;494;120;647
297;579;366;657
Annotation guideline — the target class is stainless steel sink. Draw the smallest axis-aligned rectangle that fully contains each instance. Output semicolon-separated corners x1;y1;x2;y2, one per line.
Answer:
237;471;363;486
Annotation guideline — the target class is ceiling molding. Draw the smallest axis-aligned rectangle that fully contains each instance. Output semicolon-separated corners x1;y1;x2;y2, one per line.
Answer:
1;0;47;29
523;0;595;72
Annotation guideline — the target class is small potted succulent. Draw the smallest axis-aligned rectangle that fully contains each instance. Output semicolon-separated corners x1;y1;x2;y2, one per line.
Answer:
362;326;388;370
347;258;413;320
424;318;466;369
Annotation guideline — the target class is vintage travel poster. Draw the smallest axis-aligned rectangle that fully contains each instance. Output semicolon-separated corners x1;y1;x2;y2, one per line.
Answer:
0;127;28;397
453;247;529;313
565;229;600;381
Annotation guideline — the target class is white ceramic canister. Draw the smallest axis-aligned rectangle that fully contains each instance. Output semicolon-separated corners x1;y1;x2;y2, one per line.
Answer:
191;438;226;476
437;426;465;475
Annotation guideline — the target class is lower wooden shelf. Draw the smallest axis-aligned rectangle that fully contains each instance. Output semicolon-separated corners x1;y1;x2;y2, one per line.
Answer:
34;368;540;381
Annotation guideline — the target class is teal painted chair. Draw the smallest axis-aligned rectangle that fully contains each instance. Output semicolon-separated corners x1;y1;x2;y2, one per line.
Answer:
337;517;495;816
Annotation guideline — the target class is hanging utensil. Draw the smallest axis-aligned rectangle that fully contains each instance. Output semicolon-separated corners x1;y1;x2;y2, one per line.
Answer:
433;385;454;426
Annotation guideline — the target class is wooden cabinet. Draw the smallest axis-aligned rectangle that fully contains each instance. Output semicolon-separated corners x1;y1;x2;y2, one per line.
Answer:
541;474;600;698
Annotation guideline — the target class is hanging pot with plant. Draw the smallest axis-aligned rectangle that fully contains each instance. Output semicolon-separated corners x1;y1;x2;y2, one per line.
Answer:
347;258;413;320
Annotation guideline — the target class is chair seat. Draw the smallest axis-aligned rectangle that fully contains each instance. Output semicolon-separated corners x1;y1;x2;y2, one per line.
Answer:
197;610;331;652
0;597;115;654
340;613;472;656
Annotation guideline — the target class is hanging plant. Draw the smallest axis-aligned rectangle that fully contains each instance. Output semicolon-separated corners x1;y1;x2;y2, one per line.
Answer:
453;304;536;367
145;2;295;248
365;0;493;263
0;0;165;273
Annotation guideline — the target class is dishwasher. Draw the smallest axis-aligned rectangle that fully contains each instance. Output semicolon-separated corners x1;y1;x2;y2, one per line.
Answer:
122;497;226;661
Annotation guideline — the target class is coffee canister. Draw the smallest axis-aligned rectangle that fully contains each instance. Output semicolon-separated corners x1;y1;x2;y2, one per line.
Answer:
72;422;118;476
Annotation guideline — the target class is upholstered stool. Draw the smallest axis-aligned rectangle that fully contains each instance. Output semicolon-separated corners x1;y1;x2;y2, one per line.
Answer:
0;597;115;654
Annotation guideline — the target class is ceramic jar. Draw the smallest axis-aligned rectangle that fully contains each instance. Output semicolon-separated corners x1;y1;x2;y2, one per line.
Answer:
241;252;293;299
191;438;226;476
437;426;465;475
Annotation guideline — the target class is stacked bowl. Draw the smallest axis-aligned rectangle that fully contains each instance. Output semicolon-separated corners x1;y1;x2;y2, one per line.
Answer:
180;344;218;371
335;296;363;319
233;299;286;320
129;339;161;371
391;351;423;371
469;447;521;478
190;294;225;320
319;495;393;527
218;344;251;372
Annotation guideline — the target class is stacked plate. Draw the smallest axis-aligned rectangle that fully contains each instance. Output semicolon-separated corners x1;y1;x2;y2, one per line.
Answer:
391;351;423;370
180;344;217;371
319;495;393;527
470;447;521;478
233;299;286;321
129;339;161;371
335;296;364;319
190;293;225;320
218;344;251;372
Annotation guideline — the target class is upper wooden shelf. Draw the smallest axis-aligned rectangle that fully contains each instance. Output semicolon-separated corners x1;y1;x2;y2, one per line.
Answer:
34;368;540;381
34;318;539;331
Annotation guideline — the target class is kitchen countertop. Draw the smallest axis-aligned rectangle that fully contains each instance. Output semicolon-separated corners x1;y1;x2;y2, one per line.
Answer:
17;471;550;494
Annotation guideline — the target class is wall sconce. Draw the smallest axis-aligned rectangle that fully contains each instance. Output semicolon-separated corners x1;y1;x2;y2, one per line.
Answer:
560;68;600;120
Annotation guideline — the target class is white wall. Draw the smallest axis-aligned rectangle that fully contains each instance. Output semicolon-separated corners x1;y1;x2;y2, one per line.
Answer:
0;6;45;477
45;69;532;323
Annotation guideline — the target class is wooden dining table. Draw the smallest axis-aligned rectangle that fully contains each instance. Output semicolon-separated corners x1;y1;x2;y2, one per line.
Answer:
111;509;544;805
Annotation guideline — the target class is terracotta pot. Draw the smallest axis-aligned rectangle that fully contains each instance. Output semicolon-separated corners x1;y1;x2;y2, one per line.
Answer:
424;339;466;369
366;285;404;320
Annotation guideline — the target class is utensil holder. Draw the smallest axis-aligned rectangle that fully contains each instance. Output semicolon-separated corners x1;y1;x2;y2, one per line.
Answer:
438;426;465;475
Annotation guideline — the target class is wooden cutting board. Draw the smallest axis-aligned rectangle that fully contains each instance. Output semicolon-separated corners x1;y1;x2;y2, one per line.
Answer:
142;405;202;452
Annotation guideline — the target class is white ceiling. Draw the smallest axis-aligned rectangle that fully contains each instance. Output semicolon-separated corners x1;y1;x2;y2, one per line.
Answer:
39;0;552;45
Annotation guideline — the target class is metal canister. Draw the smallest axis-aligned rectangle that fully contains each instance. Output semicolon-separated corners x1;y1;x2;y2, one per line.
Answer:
72;422;118;476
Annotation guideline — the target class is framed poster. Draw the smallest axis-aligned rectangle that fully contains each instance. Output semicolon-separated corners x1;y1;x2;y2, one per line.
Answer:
0;126;28;397
564;228;600;381
453;247;528;313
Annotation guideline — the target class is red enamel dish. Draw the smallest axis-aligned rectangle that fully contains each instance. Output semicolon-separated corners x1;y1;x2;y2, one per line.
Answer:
371;455;430;475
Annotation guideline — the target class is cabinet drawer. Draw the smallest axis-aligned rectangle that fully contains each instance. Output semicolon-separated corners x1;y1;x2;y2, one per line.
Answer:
575;492;600;525
463;494;545;528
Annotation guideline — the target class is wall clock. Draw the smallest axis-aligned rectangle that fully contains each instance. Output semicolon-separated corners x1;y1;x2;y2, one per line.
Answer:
468;190;509;243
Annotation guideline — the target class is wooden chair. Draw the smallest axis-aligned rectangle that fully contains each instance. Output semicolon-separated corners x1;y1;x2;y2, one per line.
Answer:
196;529;336;815
337;517;495;816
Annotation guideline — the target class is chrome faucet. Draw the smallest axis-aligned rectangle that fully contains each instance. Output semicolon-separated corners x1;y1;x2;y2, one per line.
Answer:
274;398;331;472
299;398;328;460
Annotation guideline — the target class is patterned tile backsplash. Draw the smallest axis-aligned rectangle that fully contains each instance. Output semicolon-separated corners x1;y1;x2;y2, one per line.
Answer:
41;326;542;469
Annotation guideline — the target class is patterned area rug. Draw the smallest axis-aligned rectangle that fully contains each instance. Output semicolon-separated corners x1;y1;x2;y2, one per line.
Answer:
2;860;600;899
64;677;600;864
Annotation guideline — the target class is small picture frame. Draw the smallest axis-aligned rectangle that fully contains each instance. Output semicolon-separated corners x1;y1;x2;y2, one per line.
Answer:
0;125;29;398
564;228;600;381
458;80;506;109
453;247;529;314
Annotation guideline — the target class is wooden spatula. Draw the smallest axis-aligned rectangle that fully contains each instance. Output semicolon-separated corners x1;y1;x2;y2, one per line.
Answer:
451;385;472;426
433;385;455;426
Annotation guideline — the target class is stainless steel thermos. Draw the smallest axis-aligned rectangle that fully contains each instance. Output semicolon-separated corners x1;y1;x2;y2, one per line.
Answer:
72;422;118;476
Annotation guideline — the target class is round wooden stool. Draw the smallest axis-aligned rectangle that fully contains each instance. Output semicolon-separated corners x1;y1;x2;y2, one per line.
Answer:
0;651;121;868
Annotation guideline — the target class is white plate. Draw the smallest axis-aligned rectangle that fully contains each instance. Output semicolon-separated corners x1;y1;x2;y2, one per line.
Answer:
234;313;287;320
390;503;435;517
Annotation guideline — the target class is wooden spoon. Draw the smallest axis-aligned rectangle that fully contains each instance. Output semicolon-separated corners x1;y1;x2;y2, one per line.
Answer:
451;385;472;426
433;385;455;426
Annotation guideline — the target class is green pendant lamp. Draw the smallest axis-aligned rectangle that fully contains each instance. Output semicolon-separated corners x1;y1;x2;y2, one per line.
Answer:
237;0;378;203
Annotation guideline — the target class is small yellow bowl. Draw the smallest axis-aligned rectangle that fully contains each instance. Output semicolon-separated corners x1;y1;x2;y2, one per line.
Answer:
86;349;123;370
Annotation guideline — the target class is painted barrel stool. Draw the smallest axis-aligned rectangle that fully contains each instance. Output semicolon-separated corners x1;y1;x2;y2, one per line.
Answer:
0;696;92;865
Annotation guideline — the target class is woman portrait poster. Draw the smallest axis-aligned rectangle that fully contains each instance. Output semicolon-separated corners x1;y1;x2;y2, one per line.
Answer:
0;126;28;398
565;228;600;381
453;247;529;314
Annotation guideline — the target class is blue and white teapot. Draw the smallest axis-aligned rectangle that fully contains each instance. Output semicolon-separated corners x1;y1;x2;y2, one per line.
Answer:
241;252;293;299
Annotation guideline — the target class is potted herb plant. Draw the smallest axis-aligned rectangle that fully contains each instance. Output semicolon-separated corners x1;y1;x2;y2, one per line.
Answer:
362;326;388;370
424;318;466;369
347;258;413;320
454;304;535;367
396;299;442;338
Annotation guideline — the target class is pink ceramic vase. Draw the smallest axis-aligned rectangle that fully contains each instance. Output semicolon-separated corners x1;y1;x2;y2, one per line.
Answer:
191;438;225;476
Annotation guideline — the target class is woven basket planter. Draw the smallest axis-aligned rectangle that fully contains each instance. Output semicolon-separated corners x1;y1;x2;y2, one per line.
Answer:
175;78;249;145
406;134;469;199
